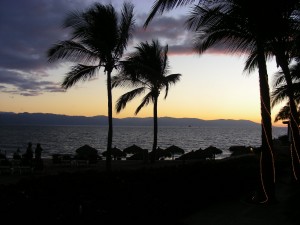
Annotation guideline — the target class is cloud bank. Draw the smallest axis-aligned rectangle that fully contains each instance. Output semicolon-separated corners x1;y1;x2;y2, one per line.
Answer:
0;0;225;96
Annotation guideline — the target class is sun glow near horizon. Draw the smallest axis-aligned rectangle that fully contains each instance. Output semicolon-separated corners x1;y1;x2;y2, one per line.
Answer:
1;53;285;127
0;0;288;128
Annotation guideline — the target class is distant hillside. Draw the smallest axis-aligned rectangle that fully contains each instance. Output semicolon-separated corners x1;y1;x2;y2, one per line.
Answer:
0;112;260;127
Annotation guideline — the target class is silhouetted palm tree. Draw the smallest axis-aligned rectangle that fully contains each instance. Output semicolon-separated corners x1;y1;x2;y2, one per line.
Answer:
271;63;300;116
187;1;278;202
145;0;279;203
271;62;300;179
264;1;300;181
112;40;181;162
47;2;135;171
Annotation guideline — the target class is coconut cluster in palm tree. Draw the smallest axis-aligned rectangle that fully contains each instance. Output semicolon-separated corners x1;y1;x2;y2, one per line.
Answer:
47;2;135;171
112;40;181;162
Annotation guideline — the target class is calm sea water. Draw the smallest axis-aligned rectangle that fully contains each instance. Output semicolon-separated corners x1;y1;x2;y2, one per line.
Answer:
0;125;287;159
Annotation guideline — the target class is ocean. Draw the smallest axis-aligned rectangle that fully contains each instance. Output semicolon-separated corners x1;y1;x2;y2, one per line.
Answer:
0;125;287;159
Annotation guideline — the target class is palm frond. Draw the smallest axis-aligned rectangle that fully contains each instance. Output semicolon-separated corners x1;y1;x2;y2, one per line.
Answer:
135;92;153;115
111;75;131;88
193;27;254;55
116;87;145;113
144;0;198;27
115;2;135;58
47;41;98;63
272;70;286;88
162;73;181;98
187;2;263;56
271;62;300;106
274;104;290;122
290;62;300;80
62;64;99;89
293;83;300;101
112;73;145;89
243;50;259;74
63;8;85;26
63;10;87;34
271;85;288;107
120;42;163;82
186;4;229;31
161;44;169;74
85;4;119;58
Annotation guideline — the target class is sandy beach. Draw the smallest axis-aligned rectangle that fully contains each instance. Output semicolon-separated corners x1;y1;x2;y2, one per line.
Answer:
0;147;299;225
0;158;189;184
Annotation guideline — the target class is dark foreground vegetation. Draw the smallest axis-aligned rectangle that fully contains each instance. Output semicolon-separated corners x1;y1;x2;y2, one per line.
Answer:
0;153;296;225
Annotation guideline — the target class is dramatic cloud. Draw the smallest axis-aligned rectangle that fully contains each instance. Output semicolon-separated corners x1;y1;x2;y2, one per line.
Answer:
0;68;64;96
0;0;93;96
0;0;227;96
0;0;91;70
133;13;229;55
133;13;196;55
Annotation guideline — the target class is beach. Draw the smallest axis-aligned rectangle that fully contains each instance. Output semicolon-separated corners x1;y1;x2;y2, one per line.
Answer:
0;145;299;225
0;158;187;184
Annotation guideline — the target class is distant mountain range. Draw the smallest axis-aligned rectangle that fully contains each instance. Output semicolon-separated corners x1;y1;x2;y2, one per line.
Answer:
0;112;261;127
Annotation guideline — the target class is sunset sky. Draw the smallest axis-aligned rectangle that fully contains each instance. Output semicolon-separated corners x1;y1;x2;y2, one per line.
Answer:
0;0;286;126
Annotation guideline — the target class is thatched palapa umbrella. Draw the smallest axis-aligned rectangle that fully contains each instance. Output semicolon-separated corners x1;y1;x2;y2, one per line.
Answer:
127;149;148;161
149;147;172;160
102;146;126;160
203;146;222;160
75;144;100;163
177;146;222;160
165;145;185;159
123;145;144;155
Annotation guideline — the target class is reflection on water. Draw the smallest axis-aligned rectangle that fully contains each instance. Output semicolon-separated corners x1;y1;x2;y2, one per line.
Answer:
0;125;287;158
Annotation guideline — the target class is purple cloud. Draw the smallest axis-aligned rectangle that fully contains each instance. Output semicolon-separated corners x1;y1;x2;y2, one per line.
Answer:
134;12;234;56
0;68;64;96
0;0;227;97
133;14;195;54
0;0;93;96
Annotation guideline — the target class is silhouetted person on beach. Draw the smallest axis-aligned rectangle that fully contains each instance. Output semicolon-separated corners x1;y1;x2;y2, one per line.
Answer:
23;142;33;166
35;143;43;160
34;143;43;170
13;148;22;160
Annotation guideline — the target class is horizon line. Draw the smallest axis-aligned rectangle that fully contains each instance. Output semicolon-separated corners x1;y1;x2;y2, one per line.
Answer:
0;111;288;127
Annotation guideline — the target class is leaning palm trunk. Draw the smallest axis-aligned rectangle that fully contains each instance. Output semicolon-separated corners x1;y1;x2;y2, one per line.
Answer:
276;53;300;181
256;46;276;203
151;96;158;163
106;69;113;172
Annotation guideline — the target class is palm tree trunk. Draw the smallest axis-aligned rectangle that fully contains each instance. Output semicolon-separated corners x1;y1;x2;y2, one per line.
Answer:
151;96;158;163
256;44;276;203
277;55;300;181
106;70;113;172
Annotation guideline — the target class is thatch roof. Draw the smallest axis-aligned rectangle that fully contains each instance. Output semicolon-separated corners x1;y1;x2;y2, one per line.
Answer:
165;145;185;155
177;146;222;160
102;147;126;159
123;145;144;155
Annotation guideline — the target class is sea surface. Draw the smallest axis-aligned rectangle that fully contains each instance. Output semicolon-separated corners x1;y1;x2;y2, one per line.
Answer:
0;125;287;159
